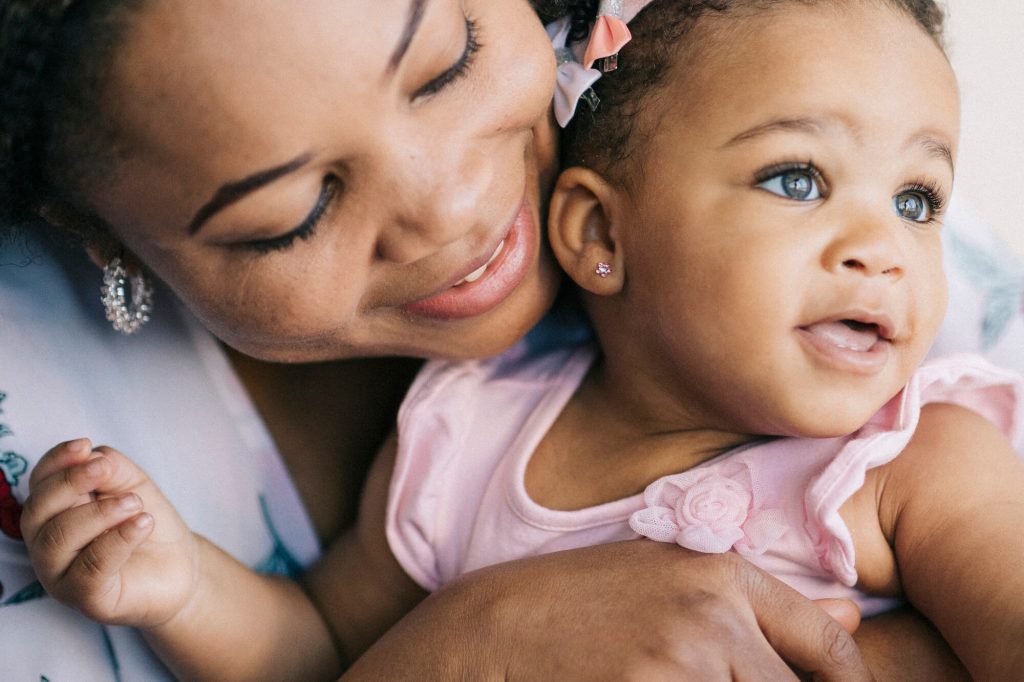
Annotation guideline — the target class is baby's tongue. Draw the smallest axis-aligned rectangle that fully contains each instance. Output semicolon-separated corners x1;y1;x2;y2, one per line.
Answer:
802;321;879;352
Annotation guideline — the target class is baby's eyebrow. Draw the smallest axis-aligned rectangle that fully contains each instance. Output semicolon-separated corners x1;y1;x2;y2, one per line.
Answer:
912;134;955;176
722;117;954;175
387;0;430;75
720;117;832;148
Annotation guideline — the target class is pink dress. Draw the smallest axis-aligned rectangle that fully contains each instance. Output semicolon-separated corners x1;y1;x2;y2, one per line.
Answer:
386;343;1023;616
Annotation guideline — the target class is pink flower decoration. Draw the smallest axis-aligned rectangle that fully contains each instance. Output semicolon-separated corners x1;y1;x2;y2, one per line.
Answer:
630;467;787;555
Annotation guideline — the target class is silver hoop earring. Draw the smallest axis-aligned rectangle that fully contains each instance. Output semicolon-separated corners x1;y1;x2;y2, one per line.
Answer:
101;257;153;335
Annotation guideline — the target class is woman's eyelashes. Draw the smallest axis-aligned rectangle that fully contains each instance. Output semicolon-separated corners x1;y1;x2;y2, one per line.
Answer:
754;162;947;224
240;177;341;255
412;16;480;100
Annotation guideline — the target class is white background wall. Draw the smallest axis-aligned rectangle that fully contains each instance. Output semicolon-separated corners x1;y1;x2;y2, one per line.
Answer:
944;0;1024;256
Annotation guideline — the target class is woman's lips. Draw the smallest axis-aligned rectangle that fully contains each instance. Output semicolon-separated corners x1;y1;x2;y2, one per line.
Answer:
400;199;536;321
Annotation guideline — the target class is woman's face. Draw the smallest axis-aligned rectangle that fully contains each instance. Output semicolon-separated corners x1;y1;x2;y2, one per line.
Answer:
84;0;560;361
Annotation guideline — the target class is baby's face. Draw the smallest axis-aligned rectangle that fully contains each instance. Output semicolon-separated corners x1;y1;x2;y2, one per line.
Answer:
609;2;959;437
81;0;560;361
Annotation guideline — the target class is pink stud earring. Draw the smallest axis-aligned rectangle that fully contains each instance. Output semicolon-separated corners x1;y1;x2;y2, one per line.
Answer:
595;262;613;278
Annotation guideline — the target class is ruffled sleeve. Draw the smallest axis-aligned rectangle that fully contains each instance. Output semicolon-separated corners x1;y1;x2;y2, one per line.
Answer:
386;342;595;590
386;359;476;591
806;353;1024;586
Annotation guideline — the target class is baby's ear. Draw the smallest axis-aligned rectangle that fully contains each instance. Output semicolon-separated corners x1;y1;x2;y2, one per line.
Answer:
547;167;625;296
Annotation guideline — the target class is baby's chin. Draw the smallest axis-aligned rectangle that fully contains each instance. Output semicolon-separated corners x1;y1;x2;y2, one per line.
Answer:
768;404;891;441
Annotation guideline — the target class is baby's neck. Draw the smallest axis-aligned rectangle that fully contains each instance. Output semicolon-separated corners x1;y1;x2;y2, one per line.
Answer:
525;358;760;511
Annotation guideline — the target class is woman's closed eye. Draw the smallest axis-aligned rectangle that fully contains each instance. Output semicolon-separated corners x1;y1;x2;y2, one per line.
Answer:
240;176;341;255
755;162;824;201
413;15;481;100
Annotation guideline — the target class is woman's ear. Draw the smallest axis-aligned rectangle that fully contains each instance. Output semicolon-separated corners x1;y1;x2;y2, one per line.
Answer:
38;200;133;272
547;166;625;296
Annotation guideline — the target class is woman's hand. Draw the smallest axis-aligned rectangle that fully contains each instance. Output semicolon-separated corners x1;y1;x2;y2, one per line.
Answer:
20;439;200;628
347;540;871;681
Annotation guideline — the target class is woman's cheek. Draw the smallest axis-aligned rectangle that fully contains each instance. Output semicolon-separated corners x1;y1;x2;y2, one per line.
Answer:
496;5;558;128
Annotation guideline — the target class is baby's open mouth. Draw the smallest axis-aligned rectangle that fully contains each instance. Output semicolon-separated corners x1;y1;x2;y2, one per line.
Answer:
800;320;888;352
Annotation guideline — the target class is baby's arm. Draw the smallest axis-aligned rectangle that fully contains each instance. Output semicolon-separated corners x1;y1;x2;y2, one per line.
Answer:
303;432;430;662
20;439;340;681
881;402;1024;678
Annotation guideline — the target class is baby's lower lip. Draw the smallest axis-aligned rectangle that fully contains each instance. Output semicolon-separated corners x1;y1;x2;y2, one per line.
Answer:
400;199;536;321
796;324;891;374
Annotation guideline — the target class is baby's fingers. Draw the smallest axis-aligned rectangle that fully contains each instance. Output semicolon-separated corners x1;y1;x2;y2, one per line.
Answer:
56;514;154;619
28;438;94;489
21;456;115;541
24;492;144;581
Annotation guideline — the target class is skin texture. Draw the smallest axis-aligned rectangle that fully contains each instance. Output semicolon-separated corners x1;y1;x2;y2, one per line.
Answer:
544;2;958;502
18;0;966;679
541;2;1024;677
22;435;876;681
80;0;561;362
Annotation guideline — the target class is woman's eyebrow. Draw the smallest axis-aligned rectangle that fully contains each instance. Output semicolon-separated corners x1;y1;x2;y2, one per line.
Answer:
387;0;430;74
188;153;314;235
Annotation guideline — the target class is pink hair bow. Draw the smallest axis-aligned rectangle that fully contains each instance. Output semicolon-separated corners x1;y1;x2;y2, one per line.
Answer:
583;0;654;70
549;18;602;128
549;1;656;127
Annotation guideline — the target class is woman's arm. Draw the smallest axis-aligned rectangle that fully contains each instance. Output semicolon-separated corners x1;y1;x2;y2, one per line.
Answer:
301;434;871;679
343;540;874;680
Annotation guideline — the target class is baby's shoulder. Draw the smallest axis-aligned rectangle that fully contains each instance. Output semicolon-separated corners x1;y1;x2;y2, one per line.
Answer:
886;400;1017;487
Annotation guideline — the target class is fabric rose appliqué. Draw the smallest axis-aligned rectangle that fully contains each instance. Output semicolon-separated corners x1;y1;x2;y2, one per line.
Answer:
629;464;787;556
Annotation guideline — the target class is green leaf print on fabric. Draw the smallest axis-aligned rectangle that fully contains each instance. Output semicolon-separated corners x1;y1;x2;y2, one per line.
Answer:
946;230;1024;349
254;495;304;579
1;579;45;606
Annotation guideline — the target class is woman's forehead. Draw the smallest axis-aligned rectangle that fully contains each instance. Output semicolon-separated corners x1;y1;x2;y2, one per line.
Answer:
119;0;417;88
101;0;450;204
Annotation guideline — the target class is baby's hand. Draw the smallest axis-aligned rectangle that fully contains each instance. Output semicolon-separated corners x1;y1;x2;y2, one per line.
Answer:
20;439;199;628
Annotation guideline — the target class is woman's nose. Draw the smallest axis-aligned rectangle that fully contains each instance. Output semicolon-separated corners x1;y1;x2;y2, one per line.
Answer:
822;209;906;280
374;141;493;264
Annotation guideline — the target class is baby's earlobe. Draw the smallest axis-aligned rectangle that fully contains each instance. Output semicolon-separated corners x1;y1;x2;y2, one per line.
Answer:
547;167;624;295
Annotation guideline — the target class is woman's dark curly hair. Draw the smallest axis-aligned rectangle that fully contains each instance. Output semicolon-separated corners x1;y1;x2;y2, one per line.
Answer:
0;1;580;242
1;0;147;243
559;0;946;181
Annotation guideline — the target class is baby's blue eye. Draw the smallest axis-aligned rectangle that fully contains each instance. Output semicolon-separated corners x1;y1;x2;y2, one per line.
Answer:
757;169;822;201
894;191;931;222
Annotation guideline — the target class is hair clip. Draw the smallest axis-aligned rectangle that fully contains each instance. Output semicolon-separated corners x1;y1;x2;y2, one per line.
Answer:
551;19;603;127
583;0;630;72
548;1;657;128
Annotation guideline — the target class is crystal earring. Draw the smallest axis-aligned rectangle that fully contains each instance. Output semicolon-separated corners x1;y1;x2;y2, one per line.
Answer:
101;257;153;335
595;262;613;278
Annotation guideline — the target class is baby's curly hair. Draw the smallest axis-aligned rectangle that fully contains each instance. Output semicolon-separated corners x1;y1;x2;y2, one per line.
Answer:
560;0;946;182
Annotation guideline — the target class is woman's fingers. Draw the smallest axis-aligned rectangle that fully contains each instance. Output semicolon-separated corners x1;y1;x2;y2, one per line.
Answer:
748;578;871;681
815;599;863;635
656;601;801;681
